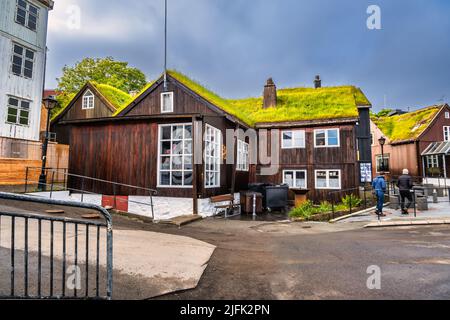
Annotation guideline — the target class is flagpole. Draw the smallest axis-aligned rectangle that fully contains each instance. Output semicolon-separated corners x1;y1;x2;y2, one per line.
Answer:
163;0;168;90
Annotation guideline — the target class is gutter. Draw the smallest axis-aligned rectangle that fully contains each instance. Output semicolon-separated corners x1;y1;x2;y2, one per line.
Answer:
255;117;359;129
58;113;203;125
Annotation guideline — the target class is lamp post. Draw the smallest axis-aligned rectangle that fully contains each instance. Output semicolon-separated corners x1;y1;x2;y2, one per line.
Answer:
38;95;58;191
378;136;386;173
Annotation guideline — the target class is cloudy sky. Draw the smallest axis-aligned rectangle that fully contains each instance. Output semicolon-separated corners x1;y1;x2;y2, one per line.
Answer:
46;0;450;111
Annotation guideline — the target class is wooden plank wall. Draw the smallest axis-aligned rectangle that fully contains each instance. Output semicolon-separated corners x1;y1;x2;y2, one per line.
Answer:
257;125;359;202
0;159;41;185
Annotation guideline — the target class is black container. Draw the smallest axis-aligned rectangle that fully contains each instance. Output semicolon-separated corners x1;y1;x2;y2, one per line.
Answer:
248;183;288;210
265;184;289;210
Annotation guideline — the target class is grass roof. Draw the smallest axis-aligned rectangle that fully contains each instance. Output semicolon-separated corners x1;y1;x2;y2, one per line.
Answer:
51;82;132;121
372;106;441;142
165;70;370;127
91;82;132;110
112;79;157;116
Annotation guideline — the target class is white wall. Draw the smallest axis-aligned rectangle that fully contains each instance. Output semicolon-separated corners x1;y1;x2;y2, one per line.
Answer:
0;0;50;142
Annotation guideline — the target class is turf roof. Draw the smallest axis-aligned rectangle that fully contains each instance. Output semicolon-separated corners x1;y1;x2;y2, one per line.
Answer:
112;80;157;116
372;105;442;143
164;70;371;127
51;82;132;121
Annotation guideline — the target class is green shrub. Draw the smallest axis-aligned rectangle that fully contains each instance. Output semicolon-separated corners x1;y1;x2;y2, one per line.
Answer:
341;195;362;209
289;201;316;219
289;200;335;219
318;201;332;213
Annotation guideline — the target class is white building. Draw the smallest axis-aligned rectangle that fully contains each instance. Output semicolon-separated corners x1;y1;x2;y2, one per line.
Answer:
0;0;53;158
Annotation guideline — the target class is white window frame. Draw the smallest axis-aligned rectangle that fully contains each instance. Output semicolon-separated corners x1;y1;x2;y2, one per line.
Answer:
444;126;450;142
445;112;450;119
204;124;222;188
237;140;249;172
11;43;35;79
6;96;31;126
82;89;95;110
15;0;39;31
157;123;193;188
314;128;340;148
315;170;342;190
426;155;439;168
161;92;174;113
283;170;307;189
281;130;305;149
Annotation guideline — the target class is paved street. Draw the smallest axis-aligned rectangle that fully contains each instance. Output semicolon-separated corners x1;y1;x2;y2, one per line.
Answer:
1;199;450;300
0;200;215;299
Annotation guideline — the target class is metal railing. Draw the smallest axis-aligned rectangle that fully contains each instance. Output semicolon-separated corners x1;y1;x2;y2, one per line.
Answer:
327;185;379;217
0;192;113;300
328;179;450;219
24;167;157;220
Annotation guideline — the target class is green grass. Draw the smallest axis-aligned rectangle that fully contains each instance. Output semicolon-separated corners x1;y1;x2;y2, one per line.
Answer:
51;82;132;121
167;70;371;127
112;79;157;116
51;92;76;120
372;106;440;142
91;82;132;110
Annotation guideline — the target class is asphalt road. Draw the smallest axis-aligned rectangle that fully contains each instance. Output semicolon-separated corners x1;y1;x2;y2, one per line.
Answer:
1;198;450;300
144;219;450;300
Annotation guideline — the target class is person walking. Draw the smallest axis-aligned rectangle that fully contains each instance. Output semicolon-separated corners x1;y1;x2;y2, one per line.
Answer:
397;169;413;215
372;173;387;216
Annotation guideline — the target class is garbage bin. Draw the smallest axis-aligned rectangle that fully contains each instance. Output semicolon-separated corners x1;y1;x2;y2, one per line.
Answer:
240;191;263;214
415;195;429;211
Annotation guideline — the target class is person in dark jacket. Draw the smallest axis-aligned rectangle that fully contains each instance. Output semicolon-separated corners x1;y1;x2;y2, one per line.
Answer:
372;174;387;216
397;169;413;215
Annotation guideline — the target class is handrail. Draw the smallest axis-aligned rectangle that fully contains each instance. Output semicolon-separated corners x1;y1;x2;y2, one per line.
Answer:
25;167;157;195
24;167;157;220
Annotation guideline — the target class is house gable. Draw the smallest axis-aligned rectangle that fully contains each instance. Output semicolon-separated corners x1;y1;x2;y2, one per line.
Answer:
117;74;250;128
417;104;450;143
52;83;131;124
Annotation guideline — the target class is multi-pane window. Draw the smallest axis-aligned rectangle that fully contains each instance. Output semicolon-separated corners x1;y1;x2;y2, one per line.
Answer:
426;155;439;168
444;126;450;142
11;43;34;78
237;140;249;172
315;170;341;189
161;92;174;113
283;170;307;189
82;90;95;109
6;96;30;126
282;130;305;149
15;0;39;31
376;155;390;173
314;129;340;147
205;125;221;188
158;124;193;187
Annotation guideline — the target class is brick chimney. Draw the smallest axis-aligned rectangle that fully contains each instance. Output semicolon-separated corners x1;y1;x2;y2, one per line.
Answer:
314;75;322;89
263;78;277;109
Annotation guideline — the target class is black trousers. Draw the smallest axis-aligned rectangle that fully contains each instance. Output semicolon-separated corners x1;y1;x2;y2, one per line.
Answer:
400;190;413;210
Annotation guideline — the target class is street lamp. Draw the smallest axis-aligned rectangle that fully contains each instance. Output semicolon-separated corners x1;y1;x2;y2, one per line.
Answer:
378;136;386;173
38;95;58;191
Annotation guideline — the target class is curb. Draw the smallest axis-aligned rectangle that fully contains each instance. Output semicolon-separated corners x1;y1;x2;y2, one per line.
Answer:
329;203;390;223
364;220;450;228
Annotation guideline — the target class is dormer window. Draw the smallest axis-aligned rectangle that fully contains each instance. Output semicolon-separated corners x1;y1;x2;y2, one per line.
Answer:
82;90;94;110
161;92;174;113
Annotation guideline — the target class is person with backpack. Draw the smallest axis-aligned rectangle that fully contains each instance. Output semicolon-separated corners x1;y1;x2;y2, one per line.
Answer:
397;169;414;215
372;173;387;216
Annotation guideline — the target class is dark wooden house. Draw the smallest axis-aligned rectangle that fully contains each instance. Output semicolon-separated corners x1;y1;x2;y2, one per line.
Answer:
51;81;132;144
52;70;373;210
371;104;450;180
